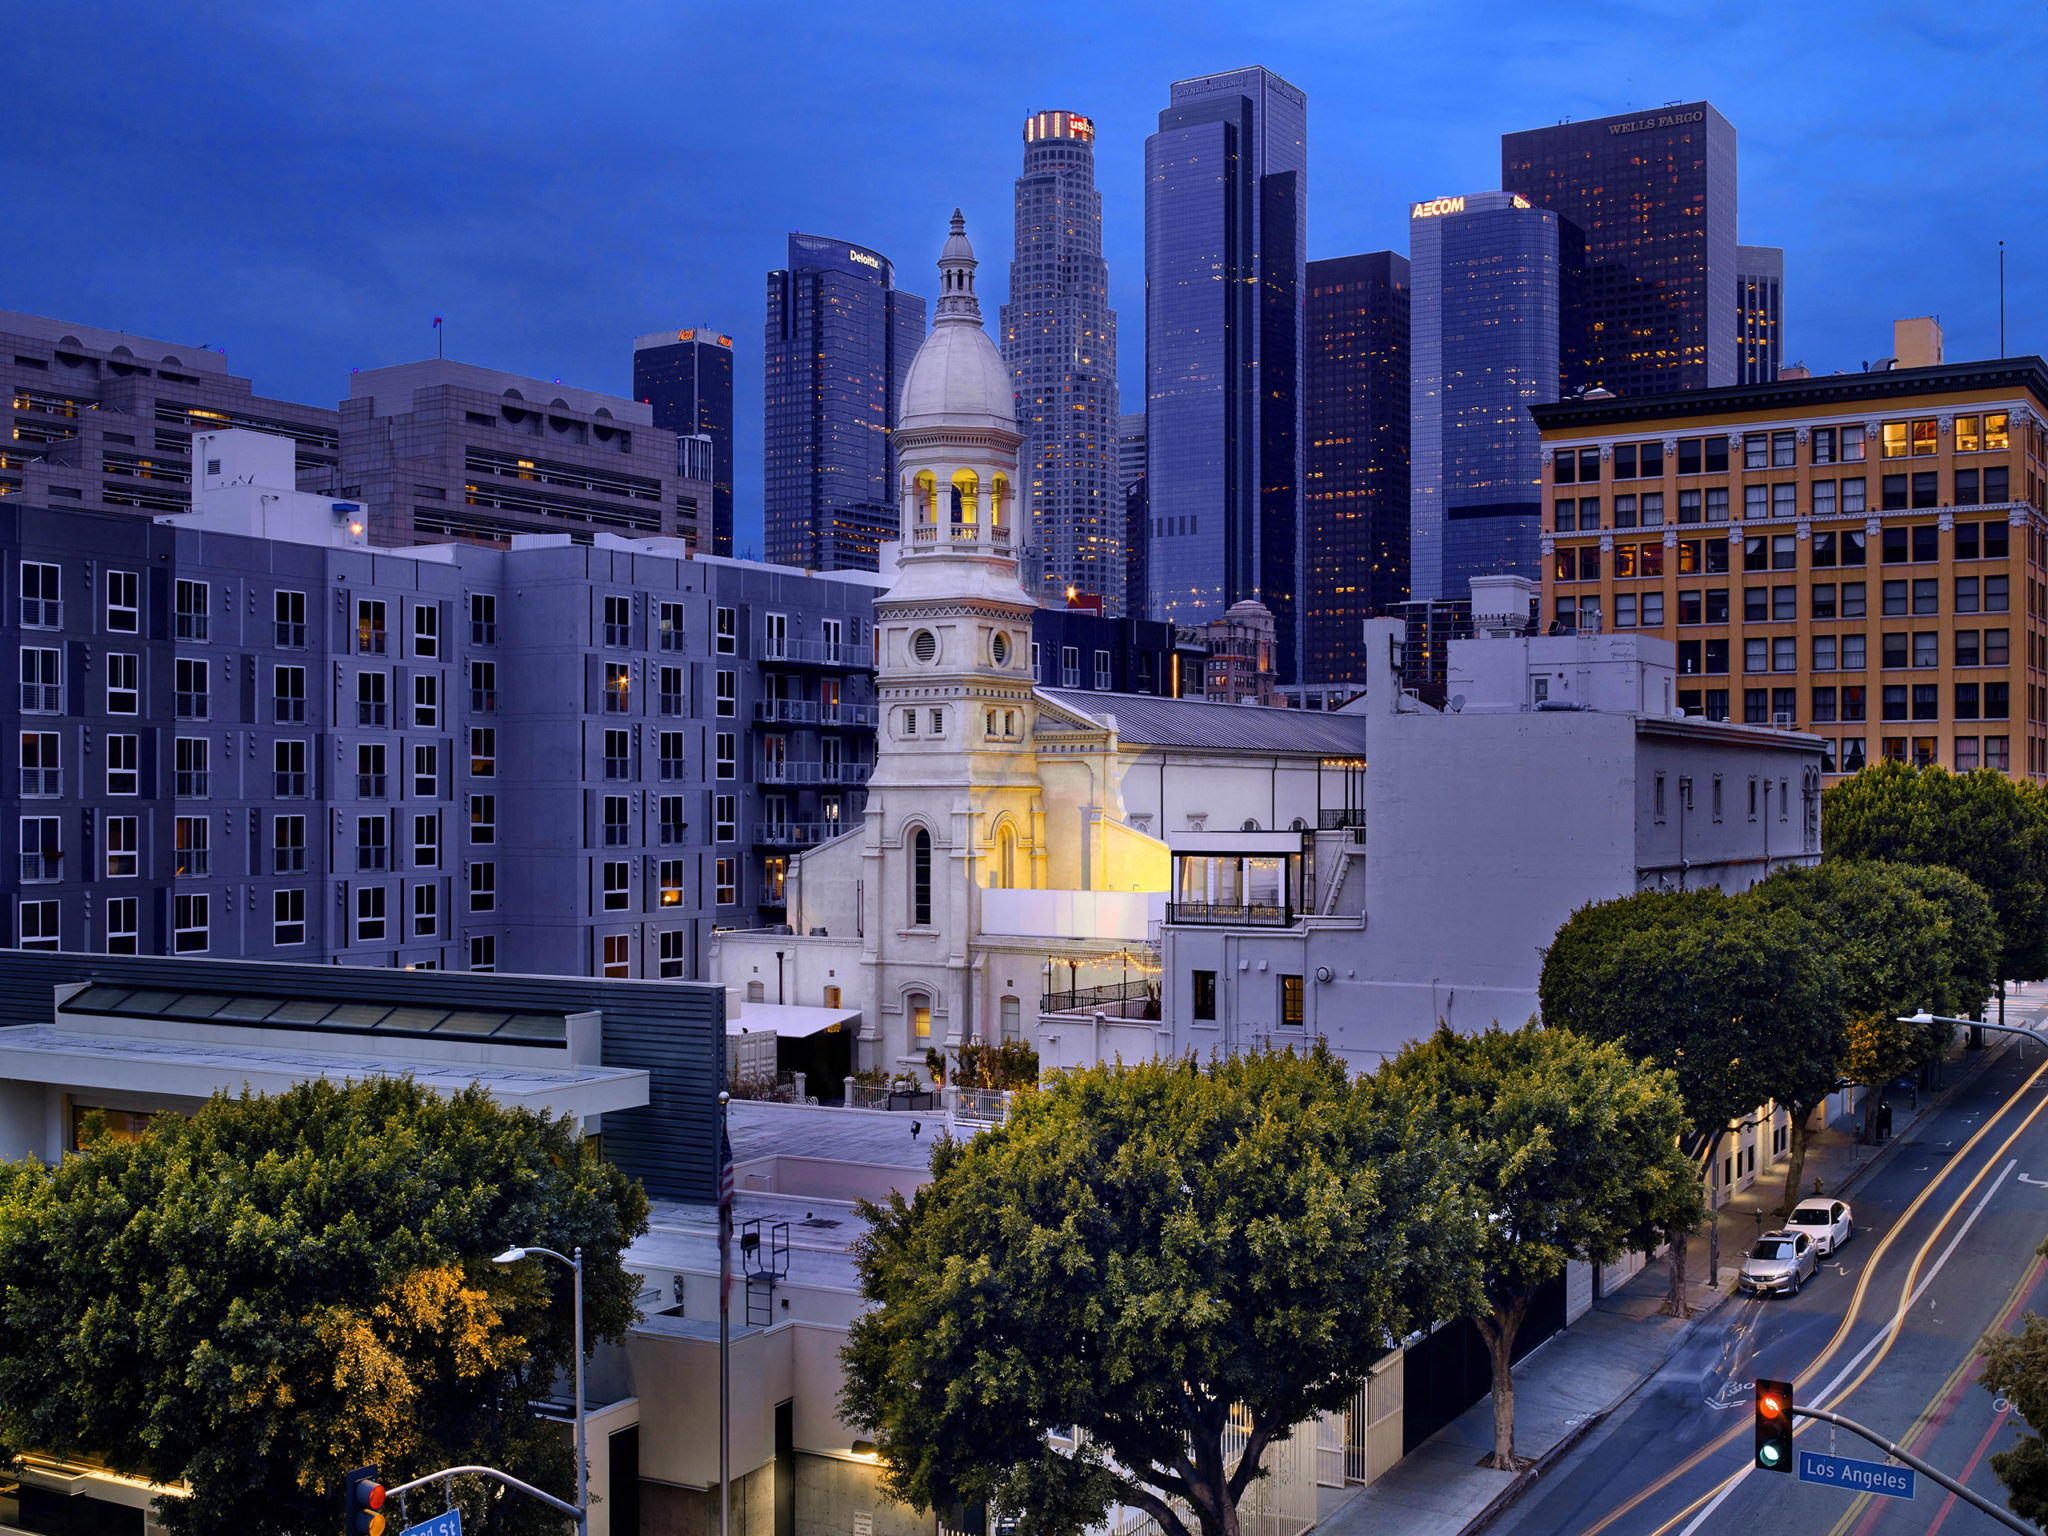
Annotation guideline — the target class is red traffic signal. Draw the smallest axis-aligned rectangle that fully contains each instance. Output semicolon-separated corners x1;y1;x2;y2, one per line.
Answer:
345;1466;388;1536
1754;1379;1794;1473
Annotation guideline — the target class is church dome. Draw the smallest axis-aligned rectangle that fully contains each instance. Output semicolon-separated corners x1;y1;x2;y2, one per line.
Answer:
899;210;1018;436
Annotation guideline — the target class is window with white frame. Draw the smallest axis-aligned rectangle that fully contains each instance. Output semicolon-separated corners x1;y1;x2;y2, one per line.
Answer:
105;897;137;954
173;892;208;953
106;570;139;633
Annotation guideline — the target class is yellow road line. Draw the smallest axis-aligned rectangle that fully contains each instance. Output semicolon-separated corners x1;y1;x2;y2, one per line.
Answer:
1573;1053;2048;1536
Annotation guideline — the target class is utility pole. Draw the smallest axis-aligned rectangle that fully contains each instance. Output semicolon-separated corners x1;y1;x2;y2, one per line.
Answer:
719;1090;734;1536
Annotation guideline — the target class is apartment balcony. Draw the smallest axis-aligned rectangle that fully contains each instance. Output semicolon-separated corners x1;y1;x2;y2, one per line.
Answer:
751;821;841;849
756;758;872;786
756;698;819;725
759;638;870;670
756;698;880;728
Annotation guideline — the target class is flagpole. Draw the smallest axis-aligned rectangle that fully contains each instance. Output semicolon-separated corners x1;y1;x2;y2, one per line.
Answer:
718;1088;732;1536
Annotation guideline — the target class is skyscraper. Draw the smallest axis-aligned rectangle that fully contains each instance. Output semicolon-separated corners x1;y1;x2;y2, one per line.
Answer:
1002;110;1120;611
1144;66;1307;679
1736;245;1784;384
1119;411;1149;619
1502;103;1737;396
634;327;736;555
1408;192;1574;602
763;235;926;571
1305;251;1410;681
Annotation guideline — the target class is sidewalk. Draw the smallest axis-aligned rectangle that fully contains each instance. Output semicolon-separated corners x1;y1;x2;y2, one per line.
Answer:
1315;1016;2039;1536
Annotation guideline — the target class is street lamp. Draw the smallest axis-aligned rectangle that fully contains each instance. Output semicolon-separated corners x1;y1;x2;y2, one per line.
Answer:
494;1244;586;1532
1900;1010;2042;1060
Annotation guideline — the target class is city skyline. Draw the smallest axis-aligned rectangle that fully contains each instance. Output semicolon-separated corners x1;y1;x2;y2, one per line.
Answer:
6;6;2041;558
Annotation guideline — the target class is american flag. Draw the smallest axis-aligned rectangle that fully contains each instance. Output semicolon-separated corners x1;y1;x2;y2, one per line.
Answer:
718;1123;735;1309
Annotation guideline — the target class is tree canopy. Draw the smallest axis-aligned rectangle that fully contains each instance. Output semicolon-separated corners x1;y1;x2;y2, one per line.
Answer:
1823;761;2048;982
1377;1024;1701;1468
1979;1268;2048;1524
841;1046;1476;1536
0;1078;649;1536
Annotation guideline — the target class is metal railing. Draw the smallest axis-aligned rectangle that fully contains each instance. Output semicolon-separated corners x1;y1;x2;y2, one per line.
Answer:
753;821;838;847
760;637;868;667
1318;808;1366;830
1165;900;1294;928
1042;978;1160;1016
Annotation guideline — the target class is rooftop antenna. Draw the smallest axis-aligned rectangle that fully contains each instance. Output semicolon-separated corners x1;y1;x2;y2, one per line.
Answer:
2000;241;2007;358
433;315;443;360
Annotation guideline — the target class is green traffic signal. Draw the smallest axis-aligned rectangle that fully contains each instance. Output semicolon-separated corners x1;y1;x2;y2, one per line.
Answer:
1754;1379;1794;1474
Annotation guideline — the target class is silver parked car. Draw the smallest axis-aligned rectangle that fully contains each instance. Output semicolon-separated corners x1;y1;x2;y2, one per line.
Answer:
1739;1229;1818;1296
1786;1197;1853;1255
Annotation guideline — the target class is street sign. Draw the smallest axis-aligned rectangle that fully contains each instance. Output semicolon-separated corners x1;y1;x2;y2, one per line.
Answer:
1799;1450;1916;1500
398;1511;462;1536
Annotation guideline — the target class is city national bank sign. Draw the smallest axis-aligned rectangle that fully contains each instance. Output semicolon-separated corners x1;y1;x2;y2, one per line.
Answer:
1608;108;1706;135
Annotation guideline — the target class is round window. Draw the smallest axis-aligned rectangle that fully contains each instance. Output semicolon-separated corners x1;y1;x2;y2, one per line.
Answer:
991;632;1010;666
911;629;938;663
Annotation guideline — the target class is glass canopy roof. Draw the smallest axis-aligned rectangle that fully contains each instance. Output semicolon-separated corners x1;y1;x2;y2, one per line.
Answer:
58;985;568;1044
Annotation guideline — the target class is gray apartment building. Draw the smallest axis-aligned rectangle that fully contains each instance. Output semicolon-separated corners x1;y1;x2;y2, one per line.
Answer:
1;309;340;514
339;359;712;552
4;430;877;979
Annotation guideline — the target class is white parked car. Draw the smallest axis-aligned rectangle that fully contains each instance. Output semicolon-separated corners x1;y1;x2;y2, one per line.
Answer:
1786;1197;1853;1255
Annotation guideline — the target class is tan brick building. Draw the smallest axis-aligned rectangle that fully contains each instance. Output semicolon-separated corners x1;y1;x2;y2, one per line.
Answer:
1531;359;2048;780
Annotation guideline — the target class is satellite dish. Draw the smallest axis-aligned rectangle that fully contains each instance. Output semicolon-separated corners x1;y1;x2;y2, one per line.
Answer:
1449;694;1466;713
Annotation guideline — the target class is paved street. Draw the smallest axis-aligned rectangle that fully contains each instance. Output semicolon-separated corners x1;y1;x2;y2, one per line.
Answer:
1495;1001;2048;1536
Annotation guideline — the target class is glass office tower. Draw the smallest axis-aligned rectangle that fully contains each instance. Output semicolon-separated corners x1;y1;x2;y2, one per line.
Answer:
1502;102;1737;396
1002;110;1120;611
763;235;926;571
1736;244;1784;384
1305;251;1410;681
1144;66;1307;680
1409;192;1572;602
633;328;735;555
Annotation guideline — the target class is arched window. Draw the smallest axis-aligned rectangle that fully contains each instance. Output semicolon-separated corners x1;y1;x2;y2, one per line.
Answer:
911;827;932;925
908;990;932;1048
746;980;765;1002
990;474;1009;528
1000;995;1021;1042
997;824;1016;889
950;468;979;526
914;470;937;525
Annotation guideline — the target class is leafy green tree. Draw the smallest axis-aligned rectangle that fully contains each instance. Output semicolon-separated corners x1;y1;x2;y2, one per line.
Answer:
1981;1267;2048;1523
1746;859;1998;1215
1824;761;2048;986
1540;890;1837;1311
1377;1024;1702;1469
0;1079;649;1536
1841;1014;1920;1142
841;1046;1477;1536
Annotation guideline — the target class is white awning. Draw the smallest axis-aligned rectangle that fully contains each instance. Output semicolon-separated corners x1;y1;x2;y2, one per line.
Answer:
724;1003;861;1038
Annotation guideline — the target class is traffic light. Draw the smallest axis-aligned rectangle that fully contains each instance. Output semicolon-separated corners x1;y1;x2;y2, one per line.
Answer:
344;1466;387;1536
1754;1379;1794;1473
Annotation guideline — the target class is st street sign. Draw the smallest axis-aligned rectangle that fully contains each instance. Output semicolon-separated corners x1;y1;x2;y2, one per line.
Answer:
1799;1450;1916;1501
398;1510;463;1536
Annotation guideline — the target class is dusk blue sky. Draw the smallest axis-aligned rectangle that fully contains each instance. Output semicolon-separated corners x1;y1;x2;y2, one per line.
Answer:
13;2;2043;555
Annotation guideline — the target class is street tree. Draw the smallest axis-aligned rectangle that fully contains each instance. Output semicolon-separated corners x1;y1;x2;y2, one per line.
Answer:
1841;1013;1920;1142
1747;859;1998;1216
0;1078;649;1536
1823;761;2048;991
1540;890;1837;1311
1980;1266;2048;1524
841;1046;1477;1536
1377;1024;1702;1469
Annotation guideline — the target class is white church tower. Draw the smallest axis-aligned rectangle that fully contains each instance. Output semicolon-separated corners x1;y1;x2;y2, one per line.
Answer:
856;210;1045;1059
